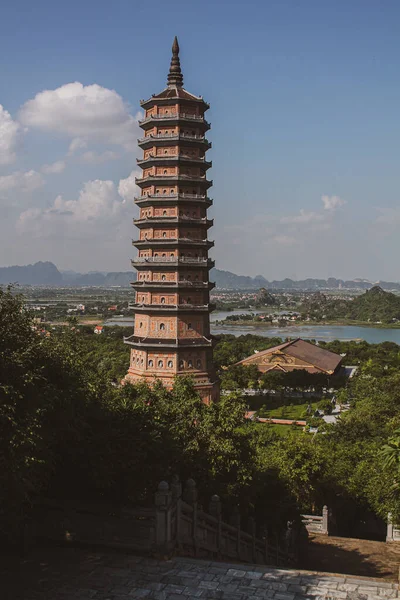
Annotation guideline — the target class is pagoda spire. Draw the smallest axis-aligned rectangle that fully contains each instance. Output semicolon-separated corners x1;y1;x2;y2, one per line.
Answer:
167;36;183;87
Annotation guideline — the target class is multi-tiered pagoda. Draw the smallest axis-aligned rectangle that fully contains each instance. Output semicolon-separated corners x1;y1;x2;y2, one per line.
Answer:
124;37;218;403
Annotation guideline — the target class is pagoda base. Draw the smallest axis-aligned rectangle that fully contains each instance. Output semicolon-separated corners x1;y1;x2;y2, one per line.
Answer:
122;369;219;404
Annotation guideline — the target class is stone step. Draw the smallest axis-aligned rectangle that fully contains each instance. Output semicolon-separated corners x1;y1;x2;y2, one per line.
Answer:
8;550;400;600
168;558;399;600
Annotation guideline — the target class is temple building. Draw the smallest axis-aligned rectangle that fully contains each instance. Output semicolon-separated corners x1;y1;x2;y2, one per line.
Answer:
237;338;342;376
123;37;218;403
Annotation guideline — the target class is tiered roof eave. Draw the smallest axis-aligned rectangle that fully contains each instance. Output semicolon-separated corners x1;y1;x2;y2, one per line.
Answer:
140;87;210;110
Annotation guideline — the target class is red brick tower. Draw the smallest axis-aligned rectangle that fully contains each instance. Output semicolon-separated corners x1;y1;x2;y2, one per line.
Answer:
124;37;218;403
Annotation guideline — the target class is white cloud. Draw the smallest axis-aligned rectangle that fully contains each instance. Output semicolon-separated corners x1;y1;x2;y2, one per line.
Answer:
41;160;66;174
280;209;325;225
271;235;296;245
375;207;400;227
321;195;346;211
19;82;140;149
0;170;45;200
17;176;136;239
80;150;119;164
118;170;140;203
0;105;21;165
68;137;87;155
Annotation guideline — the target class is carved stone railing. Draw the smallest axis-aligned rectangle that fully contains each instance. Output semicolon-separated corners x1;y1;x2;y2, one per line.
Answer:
155;479;296;566
30;479;297;566
387;513;400;542
301;506;329;535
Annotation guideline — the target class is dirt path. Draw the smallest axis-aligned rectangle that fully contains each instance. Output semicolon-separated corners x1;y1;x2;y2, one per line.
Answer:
301;534;400;581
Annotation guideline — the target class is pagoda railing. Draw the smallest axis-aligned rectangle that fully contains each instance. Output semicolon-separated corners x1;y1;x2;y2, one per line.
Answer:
136;175;210;183
124;335;213;347
137;155;209;164
137;193;207;200
133;238;213;244
139;112;205;125
133;303;214;311
133;281;211;288
138;133;209;143
133;256;211;264
134;216;210;223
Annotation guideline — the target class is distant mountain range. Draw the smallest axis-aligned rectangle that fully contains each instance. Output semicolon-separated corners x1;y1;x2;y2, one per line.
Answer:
1;261;400;291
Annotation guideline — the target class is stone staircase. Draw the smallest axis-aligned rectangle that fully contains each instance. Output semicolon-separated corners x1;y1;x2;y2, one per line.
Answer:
6;548;399;600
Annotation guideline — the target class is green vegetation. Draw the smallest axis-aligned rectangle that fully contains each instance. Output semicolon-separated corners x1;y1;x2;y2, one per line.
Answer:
3;288;400;547
0;288;301;546
304;286;400;324
257;401;318;420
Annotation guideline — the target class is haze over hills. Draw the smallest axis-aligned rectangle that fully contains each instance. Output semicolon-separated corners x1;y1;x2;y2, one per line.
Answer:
1;261;400;291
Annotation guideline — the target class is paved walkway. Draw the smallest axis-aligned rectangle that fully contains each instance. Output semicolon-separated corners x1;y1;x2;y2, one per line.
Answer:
2;548;398;600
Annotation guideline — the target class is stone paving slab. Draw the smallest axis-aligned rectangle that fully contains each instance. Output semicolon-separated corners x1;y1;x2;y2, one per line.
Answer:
1;549;399;600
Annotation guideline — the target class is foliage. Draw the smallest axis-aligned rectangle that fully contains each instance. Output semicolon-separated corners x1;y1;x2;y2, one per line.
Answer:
304;286;400;324
0;290;302;544
317;398;333;415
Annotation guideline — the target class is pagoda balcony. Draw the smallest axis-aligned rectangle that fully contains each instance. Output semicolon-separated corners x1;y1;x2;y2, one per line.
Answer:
135;175;213;189
132;303;216;313
137;155;212;170
124;334;213;349
139;113;210;131
132;280;215;290
132;238;214;250
132;256;215;268
134;193;213;207
134;216;213;228
138;133;211;150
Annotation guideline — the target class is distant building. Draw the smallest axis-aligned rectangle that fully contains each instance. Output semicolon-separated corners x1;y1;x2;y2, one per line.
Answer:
94;325;104;335
108;305;117;311
236;338;342;375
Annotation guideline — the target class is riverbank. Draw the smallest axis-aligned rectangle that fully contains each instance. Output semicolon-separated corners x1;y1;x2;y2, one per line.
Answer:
214;318;400;329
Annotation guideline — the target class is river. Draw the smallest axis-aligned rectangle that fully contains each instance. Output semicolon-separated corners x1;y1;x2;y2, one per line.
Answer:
105;312;400;344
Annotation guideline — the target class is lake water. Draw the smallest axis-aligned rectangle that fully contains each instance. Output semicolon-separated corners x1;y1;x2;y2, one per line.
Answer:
105;314;400;344
211;323;400;344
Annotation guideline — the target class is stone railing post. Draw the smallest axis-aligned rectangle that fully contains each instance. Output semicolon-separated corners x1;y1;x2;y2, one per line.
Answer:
183;479;198;555
248;516;256;563
209;495;222;557
170;475;182;547
322;505;329;535
230;506;241;560
387;512;394;542
183;478;198;505
264;527;269;563
155;481;173;555
170;475;182;501
209;494;221;518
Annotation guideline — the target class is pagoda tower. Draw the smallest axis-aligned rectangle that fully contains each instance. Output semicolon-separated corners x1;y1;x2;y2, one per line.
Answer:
124;37;218;403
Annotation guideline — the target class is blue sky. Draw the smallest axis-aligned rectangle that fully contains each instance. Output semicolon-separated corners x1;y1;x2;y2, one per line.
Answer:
1;0;400;280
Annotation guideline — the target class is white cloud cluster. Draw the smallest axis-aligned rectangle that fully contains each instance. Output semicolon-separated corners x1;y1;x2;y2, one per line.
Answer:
118;170;140;202
280;209;325;225
17;172;140;239
0;105;21;165
0;170;45;202
41;160;66;174
19;82;140;149
321;195;346;211
223;193;348;252
68;137;87;155
80;150;119;164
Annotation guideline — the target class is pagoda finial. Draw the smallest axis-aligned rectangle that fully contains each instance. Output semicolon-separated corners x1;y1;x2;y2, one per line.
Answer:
167;36;183;87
